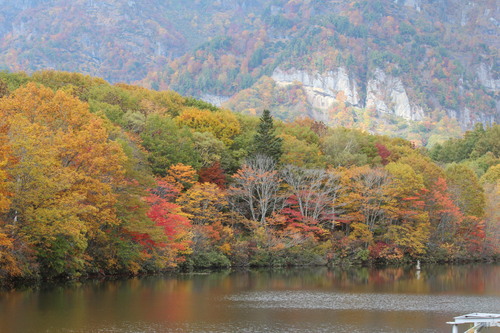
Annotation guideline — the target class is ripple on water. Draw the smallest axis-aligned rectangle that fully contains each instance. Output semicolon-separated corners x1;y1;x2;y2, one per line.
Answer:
49;321;439;333
226;291;500;313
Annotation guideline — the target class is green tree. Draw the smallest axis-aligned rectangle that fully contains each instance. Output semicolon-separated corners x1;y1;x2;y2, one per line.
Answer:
321;128;376;167
141;115;200;175
445;164;485;218
280;134;325;168
251;110;283;163
480;164;500;252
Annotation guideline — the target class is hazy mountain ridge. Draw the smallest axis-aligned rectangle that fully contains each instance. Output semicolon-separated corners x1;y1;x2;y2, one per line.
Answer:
0;0;498;143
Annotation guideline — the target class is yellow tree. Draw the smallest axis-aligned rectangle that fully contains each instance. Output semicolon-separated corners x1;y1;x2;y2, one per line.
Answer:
176;107;241;145
0;124;22;278
383;162;430;258
164;163;198;191
337;166;391;238
0;83;127;276
0;123;11;214
177;182;228;225
177;182;232;254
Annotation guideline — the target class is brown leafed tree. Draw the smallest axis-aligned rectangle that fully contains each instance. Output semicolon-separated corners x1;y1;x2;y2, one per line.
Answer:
229;155;283;224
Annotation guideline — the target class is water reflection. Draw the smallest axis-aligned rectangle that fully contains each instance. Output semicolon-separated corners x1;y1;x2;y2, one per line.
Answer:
227;291;499;312
0;264;498;333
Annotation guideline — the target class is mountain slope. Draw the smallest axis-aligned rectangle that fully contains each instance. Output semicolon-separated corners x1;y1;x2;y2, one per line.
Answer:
0;0;498;144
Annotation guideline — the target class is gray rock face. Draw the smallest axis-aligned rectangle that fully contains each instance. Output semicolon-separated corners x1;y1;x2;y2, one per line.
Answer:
402;0;422;12
447;107;497;129
477;62;499;91
366;68;424;121
272;66;426;122
272;67;359;106
200;94;230;107
302;86;338;111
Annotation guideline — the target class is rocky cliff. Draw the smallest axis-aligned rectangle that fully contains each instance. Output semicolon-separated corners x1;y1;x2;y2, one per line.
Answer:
271;66;427;123
0;0;498;137
272;67;360;106
365;68;424;122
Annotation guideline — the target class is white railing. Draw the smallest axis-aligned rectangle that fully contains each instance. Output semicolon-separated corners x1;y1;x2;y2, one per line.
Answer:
447;313;500;333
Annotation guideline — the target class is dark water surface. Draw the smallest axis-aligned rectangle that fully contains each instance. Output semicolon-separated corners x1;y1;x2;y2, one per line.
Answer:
0;264;499;333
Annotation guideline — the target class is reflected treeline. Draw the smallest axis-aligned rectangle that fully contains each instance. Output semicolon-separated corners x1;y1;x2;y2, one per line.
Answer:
0;264;498;332
217;264;500;295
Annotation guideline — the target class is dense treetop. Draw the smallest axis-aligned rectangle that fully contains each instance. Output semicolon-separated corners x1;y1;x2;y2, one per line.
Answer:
0;71;498;282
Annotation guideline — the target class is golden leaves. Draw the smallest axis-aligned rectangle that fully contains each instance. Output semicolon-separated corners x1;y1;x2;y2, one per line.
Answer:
176;107;241;145
0;83;128;273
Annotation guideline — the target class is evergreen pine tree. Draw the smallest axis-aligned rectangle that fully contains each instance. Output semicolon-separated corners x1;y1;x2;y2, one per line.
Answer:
252;109;283;163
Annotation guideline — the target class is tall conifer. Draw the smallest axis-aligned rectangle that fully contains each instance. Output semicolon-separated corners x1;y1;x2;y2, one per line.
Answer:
252;109;283;163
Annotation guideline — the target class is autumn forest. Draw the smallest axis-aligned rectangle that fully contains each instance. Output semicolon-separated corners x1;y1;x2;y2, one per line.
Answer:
0;71;498;282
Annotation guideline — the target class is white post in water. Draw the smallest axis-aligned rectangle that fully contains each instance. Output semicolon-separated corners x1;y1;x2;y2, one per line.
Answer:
416;260;421;270
451;324;458;333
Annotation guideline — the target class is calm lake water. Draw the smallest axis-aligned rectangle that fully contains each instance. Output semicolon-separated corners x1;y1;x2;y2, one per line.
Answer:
0;264;499;333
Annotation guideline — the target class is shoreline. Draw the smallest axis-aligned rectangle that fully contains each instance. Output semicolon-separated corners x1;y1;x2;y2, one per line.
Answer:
2;258;498;290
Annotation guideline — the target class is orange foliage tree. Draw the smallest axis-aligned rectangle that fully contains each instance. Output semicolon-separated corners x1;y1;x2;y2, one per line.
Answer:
177;182;233;255
0;83;131;276
383;162;430;259
164;163;198;191
144;179;192;266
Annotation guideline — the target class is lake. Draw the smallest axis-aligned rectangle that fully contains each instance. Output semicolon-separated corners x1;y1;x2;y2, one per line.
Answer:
0;264;499;332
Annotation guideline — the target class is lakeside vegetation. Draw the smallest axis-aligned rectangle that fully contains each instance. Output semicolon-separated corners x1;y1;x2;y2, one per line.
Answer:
0;70;498;282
